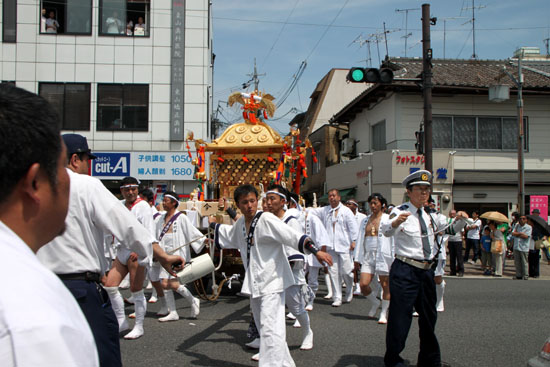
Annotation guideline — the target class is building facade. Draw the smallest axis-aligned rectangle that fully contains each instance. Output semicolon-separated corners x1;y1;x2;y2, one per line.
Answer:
1;0;212;197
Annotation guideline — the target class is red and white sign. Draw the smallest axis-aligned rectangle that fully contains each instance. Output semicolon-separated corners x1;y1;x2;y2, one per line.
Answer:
530;195;548;222
395;155;425;165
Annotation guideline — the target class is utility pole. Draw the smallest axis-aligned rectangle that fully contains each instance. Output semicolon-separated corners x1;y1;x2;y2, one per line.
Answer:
544;37;550;55
246;58;265;91
517;53;525;214
396;8;420;57
421;4;434;173
441;17;467;59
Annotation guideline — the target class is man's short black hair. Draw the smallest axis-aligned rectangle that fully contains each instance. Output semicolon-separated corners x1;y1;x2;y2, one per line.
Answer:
121;176;139;187
139;188;155;203
368;193;387;207
267;184;289;202
472;210;479;216
289;192;299;204
0;84;62;203
234;184;258;203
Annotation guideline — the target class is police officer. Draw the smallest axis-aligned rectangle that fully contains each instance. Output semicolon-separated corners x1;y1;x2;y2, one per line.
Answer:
380;170;468;367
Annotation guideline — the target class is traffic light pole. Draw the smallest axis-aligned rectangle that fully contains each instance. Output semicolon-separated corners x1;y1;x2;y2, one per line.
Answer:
422;4;433;173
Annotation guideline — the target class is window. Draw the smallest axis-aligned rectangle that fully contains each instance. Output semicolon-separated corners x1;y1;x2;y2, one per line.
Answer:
371;120;386;151
99;0;150;37
40;0;92;35
433;115;528;151
39;83;91;130
3;0;16;42
97;84;149;131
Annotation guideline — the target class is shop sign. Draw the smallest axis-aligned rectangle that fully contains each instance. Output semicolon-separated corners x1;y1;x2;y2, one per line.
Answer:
530;195;548;222
396;154;425;165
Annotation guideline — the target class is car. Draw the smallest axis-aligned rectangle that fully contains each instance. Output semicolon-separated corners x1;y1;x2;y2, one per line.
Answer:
528;337;550;367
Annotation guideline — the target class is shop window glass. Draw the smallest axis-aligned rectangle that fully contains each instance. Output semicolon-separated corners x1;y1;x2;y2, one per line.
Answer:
453;116;476;149
40;0;92;35
97;84;149;131
478;117;502;149
371;120;386;151
3;0;16;42
433;116;452;148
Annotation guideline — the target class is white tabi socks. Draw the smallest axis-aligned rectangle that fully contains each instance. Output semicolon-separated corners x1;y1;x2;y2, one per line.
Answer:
378;300;390;324
296;312;313;350
367;292;381;318
104;286;128;332
156;294;169;316
323;273;333;299
124;290;146;339
176;285;200;318
148;288;158;303
436;280;445;312
159;290;179;322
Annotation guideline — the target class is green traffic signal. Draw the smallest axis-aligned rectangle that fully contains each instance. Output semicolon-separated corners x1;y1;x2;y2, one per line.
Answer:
350;68;365;82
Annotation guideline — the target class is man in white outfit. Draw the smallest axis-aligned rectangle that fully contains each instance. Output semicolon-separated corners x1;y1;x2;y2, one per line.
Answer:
310;189;358;307
210;185;332;366
265;185;314;350
0;84;98;366
104;176;156;340
345;199;367;296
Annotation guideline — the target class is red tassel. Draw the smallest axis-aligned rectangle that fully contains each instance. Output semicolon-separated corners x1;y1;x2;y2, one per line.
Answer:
243;156;249;163
263;110;268;120
217;156;225;162
243;111;248;120
267;156;274;162
249;114;257;124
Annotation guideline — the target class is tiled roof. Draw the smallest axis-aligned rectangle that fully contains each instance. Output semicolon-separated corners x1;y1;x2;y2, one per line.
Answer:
386;57;550;89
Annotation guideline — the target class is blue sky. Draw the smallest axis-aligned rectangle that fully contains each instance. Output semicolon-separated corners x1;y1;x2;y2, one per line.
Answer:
211;0;550;134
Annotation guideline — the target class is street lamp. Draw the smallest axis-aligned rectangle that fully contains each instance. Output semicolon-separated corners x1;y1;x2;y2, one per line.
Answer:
489;52;525;214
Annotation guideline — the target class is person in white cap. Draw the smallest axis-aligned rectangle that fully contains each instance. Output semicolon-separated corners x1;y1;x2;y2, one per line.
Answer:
381;170;468;367
210;184;332;366
155;191;205;321
104;176;156;340
354;193;394;324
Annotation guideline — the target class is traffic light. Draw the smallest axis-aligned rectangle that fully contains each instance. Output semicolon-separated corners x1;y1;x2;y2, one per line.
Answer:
415;129;425;155
346;67;394;84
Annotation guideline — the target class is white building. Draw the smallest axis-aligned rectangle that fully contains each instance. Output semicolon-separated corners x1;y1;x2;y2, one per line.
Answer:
1;0;212;196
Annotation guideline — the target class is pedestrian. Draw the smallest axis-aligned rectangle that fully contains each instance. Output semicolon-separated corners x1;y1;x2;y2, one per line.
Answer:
155;191;204;321
346;198;367;295
527;216;541;278
464;211;482;264
37;134;185;364
353;193;393;324
309;189;358;307
531;209;550;265
488;221;505;277
511;215;531;280
380;170;469;367
446;210;466;277
480;226;493;275
210;184;332;366
0;84;98;365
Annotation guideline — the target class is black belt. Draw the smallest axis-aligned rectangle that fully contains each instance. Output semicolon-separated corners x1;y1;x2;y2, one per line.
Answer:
57;272;101;283
395;255;433;270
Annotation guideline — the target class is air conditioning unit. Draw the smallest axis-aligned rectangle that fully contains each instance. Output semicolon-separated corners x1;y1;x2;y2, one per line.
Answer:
340;138;355;156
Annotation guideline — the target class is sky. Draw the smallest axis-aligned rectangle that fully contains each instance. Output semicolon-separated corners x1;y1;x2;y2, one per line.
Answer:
211;0;550;135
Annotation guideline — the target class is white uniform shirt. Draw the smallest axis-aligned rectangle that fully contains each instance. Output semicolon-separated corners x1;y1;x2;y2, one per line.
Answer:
155;211;205;261
310;203;359;253
282;210;305;261
381;202;466;260
466;219;482;239
298;209;332;267
0;221;99;366
38;170;154;274
354;211;367;241
214;212;310;298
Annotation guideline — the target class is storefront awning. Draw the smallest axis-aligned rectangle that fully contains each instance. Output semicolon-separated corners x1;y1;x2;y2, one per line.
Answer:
454;170;550;185
318;187;357;204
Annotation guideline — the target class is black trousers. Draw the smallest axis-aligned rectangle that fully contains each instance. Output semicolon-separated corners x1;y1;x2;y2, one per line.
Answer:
464;238;480;262
528;250;540;277
62;279;122;367
447;241;464;275
385;259;440;367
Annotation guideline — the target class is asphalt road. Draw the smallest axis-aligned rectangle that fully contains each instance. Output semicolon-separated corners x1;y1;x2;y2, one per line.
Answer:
120;272;550;367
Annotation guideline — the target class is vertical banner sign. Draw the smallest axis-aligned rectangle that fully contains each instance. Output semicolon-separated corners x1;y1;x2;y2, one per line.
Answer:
530;195;548;222
170;0;185;140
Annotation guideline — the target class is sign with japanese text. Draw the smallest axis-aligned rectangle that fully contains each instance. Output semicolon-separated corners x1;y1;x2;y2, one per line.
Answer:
530;195;548;222
170;0;185;140
91;152;196;180
395;154;425;165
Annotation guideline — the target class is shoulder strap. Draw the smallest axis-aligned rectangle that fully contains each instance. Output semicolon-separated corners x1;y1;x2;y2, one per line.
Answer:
246;211;264;267
159;211;183;241
284;215;297;224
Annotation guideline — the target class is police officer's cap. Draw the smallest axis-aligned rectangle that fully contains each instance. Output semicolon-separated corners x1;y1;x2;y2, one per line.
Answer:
62;133;97;159
402;169;432;188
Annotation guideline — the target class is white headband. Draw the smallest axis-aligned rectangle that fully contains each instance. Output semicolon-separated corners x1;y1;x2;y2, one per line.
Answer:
266;190;287;201
291;197;298;206
164;194;178;202
346;200;359;207
120;184;139;189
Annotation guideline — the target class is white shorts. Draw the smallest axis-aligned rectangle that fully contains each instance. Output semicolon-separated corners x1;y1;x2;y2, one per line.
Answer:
435;259;446;277
116;247;132;266
148;262;163;282
361;248;378;274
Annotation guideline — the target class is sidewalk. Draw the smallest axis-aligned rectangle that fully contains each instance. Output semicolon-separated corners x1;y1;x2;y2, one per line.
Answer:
445;255;550;280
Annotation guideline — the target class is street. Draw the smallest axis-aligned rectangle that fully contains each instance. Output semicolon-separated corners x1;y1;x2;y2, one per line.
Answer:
120;267;550;367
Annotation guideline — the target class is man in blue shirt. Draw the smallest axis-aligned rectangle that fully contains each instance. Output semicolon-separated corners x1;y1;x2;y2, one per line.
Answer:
511;215;532;280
